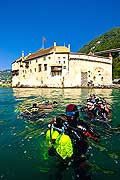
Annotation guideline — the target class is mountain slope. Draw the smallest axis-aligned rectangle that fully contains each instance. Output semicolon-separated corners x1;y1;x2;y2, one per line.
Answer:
79;27;120;54
79;27;120;79
0;69;12;82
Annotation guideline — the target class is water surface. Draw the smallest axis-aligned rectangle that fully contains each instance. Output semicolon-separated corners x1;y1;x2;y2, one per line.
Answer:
0;87;120;180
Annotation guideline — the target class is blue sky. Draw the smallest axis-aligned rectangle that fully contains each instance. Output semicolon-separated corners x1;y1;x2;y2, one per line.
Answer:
0;0;120;70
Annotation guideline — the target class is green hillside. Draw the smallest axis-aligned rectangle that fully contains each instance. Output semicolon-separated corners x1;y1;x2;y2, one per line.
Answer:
79;27;120;54
79;27;120;79
0;69;12;82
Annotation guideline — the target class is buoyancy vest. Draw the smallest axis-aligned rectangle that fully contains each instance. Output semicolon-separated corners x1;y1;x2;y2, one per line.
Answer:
46;129;73;159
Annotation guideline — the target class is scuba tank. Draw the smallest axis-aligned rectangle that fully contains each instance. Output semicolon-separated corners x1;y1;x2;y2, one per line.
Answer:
46;123;73;160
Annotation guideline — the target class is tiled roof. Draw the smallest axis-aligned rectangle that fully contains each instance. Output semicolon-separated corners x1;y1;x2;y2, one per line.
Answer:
25;46;70;61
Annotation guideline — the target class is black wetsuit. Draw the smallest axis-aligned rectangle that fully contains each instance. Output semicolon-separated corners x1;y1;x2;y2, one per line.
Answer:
49;115;100;180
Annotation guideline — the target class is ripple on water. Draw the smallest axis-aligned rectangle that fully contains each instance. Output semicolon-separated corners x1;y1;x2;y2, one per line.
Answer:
0;87;120;180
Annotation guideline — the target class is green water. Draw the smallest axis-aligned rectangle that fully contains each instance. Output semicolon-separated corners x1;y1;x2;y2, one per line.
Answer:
0;87;120;180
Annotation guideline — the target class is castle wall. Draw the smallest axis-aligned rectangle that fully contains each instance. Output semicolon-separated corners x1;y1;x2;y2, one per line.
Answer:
12;46;112;88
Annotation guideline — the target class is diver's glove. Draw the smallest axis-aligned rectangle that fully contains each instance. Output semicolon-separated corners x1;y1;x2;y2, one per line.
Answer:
82;131;100;142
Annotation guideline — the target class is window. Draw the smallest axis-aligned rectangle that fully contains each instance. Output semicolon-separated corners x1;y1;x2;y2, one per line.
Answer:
51;71;62;76
36;59;38;63
38;64;41;72
30;69;32;73
101;77;103;81
63;61;65;64
63;66;66;69
57;72;61;76
20;63;23;67
43;56;46;60
51;72;54;76
35;68;36;72
44;64;47;71
25;62;29;68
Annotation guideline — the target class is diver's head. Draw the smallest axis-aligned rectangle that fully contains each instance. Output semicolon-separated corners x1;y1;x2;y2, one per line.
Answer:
90;94;95;98
54;114;67;128
97;101;104;108
87;102;94;110
66;104;79;124
32;103;37;108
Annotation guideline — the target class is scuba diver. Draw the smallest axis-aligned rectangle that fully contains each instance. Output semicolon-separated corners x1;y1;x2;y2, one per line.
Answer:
46;104;100;180
18;100;58;121
18;103;48;121
96;100;111;120
38;100;58;109
81;101;100;121
87;94;96;104
81;98;111;122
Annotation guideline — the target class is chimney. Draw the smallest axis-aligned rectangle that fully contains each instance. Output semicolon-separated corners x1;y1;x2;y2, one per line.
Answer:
68;44;70;51
54;41;56;47
22;50;24;57
28;52;32;55
109;52;113;60
22;50;24;61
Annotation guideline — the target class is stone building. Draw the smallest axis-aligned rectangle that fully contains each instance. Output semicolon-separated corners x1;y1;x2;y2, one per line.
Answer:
12;42;112;88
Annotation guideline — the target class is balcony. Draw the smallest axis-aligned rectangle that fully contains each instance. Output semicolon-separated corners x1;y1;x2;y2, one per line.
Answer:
51;66;62;72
